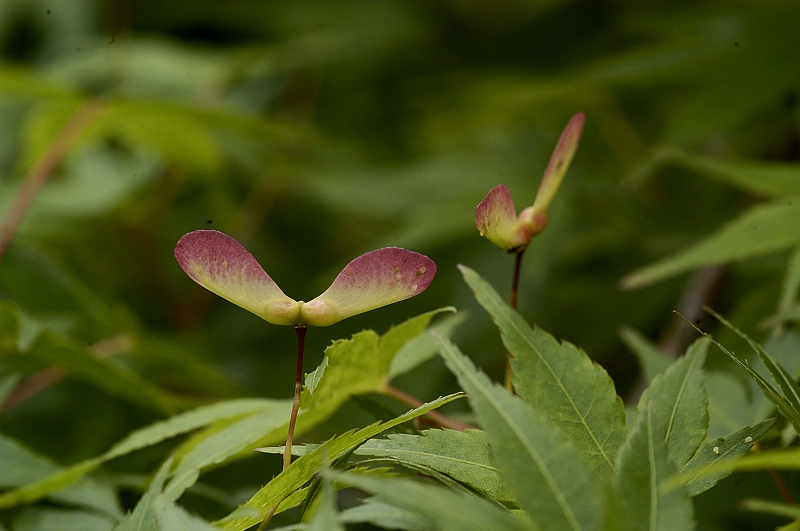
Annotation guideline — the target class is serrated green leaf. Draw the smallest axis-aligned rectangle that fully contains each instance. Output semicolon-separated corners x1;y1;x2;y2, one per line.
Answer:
114;458;173;531
304;357;328;395
681;418;775;496
352;428;513;502
677;314;800;435
619;327;673;383
637;338;708;468
388;310;463;379
330;471;532;531
707;308;800;430
459;265;626;474
622;201;800;289
436;333;604;531
613;403;694;531
664;447;800;493
0;399;278;508
303;309;451;407
163;395;343;501
218;393;461;531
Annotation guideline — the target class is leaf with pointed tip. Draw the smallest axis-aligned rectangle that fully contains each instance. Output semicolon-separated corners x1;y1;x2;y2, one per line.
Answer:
681;418;776;496
174;230;299;325
302;247;436;327
352;429;513;502
114;458;173;531
306;476;344;531
621;201;800;289
637;338;709;469
663;445;800;494
613;403;694;531
436;333;604;531
154;494;222;531
531;112;585;215
707;308;800;428
475;184;529;252
218;394;461;530
460;265;627;474
303;309;451;408
678;313;800;434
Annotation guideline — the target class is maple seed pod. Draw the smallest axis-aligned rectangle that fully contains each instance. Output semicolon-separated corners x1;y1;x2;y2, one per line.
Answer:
174;230;436;326
474;112;585;252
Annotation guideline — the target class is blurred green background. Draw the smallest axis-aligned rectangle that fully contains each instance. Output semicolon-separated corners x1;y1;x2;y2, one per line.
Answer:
0;0;798;528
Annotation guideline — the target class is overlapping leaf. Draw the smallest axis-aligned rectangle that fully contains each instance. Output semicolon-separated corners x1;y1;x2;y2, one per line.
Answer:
460;265;626;473
636;338;709;469
436;333;604;531
613;403;694;531
350;428;512;502
217;394;461;530
681;418;776;496
302;308;453;407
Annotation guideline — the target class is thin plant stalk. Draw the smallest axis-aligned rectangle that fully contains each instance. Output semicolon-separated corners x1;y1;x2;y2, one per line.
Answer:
258;325;308;531
505;249;525;391
0;99;105;261
384;385;472;431
283;324;307;471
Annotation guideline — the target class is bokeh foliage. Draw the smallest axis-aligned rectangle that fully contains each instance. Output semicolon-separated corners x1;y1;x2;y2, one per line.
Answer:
1;0;799;529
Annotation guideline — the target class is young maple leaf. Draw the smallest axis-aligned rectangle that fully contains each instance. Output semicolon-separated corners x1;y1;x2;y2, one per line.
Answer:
174;230;436;326
476;112;585;252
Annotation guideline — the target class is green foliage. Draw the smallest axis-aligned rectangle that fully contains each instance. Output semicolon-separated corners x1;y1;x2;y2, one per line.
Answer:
219;395;461;530
460;264;627;474
613;403;694;531
636;338;708;469
436;333;604;530
2;1;800;529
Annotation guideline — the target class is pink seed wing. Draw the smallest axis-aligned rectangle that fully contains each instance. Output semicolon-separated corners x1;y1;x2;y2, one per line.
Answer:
531;112;585;214
302;247;436;326
174;230;299;325
475;184;529;252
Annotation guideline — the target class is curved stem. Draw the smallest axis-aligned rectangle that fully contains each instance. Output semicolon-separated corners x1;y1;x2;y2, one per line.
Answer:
283;324;307;471
259;325;308;531
384;385;472;431
505;249;525;391
0;99;105;262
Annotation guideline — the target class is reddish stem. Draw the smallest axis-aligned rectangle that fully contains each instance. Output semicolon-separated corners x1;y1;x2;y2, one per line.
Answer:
0;99;105;262
505;249;525;391
384;385;472;431
260;325;307;530
283;324;307;471
768;467;795;506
